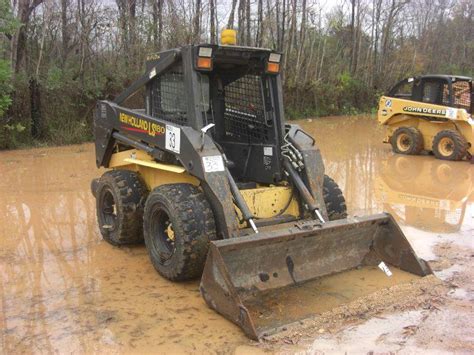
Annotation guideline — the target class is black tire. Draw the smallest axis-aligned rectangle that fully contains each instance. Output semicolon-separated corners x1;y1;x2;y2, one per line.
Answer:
143;183;217;281
390;126;424;155
432;130;467;161
323;175;347;221
96;170;148;245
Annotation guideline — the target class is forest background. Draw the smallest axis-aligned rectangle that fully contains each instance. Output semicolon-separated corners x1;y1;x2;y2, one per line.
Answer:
0;0;472;148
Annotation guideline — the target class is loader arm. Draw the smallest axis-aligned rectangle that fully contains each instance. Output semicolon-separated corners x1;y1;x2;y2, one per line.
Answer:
94;101;240;239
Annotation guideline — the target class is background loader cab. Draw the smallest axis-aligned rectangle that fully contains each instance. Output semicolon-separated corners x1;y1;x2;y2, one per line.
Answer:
378;75;473;161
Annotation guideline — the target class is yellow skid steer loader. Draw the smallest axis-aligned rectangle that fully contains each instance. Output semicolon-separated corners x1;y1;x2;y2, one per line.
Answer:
91;34;433;339
378;75;473;162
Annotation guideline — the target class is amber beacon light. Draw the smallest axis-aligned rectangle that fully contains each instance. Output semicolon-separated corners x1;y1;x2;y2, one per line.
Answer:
267;52;281;74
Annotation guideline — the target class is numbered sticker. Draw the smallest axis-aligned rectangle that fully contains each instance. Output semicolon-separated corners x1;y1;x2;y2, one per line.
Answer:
165;125;181;153
263;146;273;156
202;155;225;173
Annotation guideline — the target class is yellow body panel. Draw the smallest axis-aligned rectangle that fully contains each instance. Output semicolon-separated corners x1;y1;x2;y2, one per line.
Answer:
377;96;474;155
108;149;300;226
239;186;299;219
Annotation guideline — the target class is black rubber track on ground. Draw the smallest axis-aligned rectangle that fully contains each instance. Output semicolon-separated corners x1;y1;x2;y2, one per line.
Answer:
143;183;217;281
96;170;148;245
323;175;348;221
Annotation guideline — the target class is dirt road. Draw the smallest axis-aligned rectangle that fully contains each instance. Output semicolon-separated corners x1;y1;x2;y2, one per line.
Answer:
1;115;473;353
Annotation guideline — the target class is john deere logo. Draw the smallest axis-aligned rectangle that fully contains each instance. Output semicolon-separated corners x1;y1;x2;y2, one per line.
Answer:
403;106;446;116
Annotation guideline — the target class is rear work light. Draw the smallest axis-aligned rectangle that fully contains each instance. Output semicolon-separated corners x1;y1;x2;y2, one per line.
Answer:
267;52;281;74
197;47;213;70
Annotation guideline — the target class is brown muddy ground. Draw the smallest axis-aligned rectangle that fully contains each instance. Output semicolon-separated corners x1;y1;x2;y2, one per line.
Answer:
1;115;473;353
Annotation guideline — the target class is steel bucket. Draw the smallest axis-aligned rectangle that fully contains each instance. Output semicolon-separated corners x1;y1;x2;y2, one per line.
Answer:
200;213;432;340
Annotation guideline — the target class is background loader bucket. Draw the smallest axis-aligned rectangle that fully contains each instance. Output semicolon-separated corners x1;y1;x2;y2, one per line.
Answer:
200;213;432;340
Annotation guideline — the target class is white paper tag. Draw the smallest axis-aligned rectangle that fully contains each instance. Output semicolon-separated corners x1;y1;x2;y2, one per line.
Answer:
378;261;392;277
446;108;458;119
263;146;273;156
165;125;181;153
202;155;225;172
149;68;157;79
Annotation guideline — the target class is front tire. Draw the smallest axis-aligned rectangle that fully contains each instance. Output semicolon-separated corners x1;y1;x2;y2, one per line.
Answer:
432;130;467;161
323;175;347;221
390;127;424;155
95;170;148;245
143;184;217;281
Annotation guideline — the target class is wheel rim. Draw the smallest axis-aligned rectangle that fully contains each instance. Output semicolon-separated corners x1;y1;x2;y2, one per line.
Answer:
396;133;412;152
150;208;176;263
99;188;118;231
438;137;454;157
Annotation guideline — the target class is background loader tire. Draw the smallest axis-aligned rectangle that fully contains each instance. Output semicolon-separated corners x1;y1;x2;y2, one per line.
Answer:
390;126;424;155
432;130;467;161
323;175;347;221
143;184;217;281
96;170;148;246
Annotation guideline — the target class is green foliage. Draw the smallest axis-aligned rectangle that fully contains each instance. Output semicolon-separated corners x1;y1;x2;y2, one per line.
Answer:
0;59;13;117
0;0;20;34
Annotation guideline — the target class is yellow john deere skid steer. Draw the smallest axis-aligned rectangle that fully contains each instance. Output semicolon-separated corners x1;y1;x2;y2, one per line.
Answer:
91;32;432;340
378;75;473;162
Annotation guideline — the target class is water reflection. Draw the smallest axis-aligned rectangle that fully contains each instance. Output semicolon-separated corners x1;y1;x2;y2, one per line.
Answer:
376;155;474;233
300;115;474;233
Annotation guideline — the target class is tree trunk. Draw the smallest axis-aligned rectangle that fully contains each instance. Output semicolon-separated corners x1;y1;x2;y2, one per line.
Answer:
193;0;202;43
61;0;69;64
210;0;216;44
245;0;251;46
30;78;42;138
227;0;237;29
256;0;263;47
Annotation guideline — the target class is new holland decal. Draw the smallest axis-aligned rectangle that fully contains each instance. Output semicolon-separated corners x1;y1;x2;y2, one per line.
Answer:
119;113;165;137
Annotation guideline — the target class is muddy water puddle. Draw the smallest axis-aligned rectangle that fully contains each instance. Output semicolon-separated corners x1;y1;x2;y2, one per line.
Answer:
1;115;473;353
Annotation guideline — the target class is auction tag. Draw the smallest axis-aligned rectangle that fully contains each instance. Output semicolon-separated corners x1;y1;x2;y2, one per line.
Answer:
378;261;392;277
165;125;181;154
202;155;225;172
264;146;273;156
446;108;458;119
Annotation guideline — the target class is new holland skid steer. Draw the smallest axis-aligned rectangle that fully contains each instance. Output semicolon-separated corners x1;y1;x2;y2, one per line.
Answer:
91;34;432;339
378;75;473;162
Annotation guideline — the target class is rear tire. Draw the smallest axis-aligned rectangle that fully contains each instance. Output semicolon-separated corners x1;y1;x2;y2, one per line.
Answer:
390;127;424;155
323;175;347;221
432;130;467;161
143;184;217;281
96;170;148;245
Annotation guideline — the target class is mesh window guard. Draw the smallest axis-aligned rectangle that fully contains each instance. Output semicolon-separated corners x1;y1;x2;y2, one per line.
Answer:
452;81;470;111
223;75;271;142
151;70;187;125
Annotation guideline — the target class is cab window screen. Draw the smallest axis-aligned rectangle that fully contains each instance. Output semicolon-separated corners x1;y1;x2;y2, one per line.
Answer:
222;74;271;143
422;81;440;104
452;81;470;111
151;64;187;125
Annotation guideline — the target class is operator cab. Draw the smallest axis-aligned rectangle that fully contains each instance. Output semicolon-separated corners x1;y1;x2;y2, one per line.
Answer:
145;44;284;185
388;75;473;114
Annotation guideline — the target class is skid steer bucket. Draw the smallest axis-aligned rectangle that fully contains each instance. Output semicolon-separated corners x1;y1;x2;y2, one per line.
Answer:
200;213;432;340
